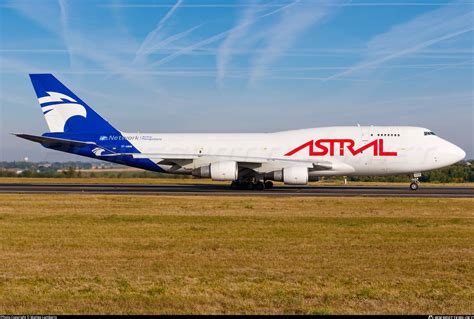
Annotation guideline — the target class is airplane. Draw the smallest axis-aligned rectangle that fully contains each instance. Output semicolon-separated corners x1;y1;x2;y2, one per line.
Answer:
16;74;466;191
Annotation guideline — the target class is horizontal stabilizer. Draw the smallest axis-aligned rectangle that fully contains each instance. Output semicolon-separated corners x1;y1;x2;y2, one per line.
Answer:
14;133;115;154
15;133;93;146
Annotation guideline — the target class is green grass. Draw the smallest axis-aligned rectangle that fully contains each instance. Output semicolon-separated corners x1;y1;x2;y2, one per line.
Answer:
0;195;473;314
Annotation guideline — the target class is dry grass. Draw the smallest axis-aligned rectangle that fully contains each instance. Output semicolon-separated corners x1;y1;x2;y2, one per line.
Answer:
0;195;473;314
0;177;473;187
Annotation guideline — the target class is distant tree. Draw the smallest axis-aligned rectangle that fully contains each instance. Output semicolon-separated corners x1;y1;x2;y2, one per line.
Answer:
62;166;76;178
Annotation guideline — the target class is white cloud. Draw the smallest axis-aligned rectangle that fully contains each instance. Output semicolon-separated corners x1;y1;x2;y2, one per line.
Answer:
216;1;260;86
6;0;61;33
249;1;334;84
148;1;301;68
214;0;341;85
324;2;474;80
134;0;183;64
135;24;202;65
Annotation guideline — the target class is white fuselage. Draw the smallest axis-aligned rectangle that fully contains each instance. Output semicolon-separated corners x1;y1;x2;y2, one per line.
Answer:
120;126;465;178
24;75;466;185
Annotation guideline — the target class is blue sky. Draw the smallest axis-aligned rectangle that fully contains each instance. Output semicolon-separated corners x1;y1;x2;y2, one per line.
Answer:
0;0;473;161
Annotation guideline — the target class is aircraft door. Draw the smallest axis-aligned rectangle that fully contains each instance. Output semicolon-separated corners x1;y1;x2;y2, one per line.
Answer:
360;125;372;142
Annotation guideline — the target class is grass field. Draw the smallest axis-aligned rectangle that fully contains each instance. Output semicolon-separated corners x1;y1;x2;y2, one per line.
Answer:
0;177;473;187
0;195;473;314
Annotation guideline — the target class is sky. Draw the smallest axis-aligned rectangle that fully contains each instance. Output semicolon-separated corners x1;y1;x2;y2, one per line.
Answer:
0;0;473;162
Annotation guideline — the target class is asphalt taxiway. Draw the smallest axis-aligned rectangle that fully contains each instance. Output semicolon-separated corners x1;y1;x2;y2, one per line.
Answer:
0;183;472;197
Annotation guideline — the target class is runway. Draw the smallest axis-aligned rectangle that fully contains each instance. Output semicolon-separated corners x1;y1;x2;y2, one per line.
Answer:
0;183;473;197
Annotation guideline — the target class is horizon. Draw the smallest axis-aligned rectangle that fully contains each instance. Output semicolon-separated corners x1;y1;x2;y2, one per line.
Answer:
1;0;473;162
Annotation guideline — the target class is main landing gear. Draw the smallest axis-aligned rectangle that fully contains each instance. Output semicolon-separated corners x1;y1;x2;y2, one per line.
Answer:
410;173;421;191
230;180;273;190
264;181;274;189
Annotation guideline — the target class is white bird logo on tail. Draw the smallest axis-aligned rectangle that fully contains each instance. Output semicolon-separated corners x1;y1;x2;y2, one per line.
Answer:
92;148;105;156
39;92;87;132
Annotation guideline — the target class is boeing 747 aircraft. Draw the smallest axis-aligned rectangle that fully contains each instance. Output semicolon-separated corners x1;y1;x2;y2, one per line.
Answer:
16;74;466;190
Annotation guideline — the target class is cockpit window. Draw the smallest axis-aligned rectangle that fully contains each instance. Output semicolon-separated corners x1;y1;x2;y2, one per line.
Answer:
424;131;436;136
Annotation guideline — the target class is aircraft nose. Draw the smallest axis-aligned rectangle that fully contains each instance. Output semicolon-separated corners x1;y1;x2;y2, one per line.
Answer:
453;145;466;162
444;143;466;164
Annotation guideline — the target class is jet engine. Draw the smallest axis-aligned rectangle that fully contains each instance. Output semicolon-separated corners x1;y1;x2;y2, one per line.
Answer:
266;166;309;185
192;161;238;181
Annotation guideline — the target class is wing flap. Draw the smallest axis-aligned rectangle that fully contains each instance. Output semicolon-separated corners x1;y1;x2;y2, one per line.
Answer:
311;162;333;170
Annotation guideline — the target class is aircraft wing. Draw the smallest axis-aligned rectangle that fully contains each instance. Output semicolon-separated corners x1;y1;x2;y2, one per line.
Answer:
131;154;269;170
15;133;344;172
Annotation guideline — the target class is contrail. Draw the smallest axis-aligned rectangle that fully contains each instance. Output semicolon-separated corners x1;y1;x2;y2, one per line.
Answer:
149;0;301;68
324;26;474;81
134;0;183;63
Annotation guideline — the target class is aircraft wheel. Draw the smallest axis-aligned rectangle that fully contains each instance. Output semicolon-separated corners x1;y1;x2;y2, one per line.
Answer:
230;181;239;189
264;181;274;189
254;182;265;191
410;182;419;191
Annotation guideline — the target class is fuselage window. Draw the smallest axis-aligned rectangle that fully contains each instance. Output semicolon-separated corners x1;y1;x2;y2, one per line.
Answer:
377;133;401;137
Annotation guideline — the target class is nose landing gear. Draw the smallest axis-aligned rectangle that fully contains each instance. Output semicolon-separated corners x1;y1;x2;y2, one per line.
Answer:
410;173;421;191
410;181;419;191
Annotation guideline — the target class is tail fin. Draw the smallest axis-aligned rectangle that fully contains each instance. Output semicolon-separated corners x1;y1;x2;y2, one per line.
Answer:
29;74;119;134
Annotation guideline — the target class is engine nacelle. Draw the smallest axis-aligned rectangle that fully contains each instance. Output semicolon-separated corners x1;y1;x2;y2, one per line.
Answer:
192;165;210;178
283;166;308;185
192;161;238;181
266;167;309;185
211;161;238;181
